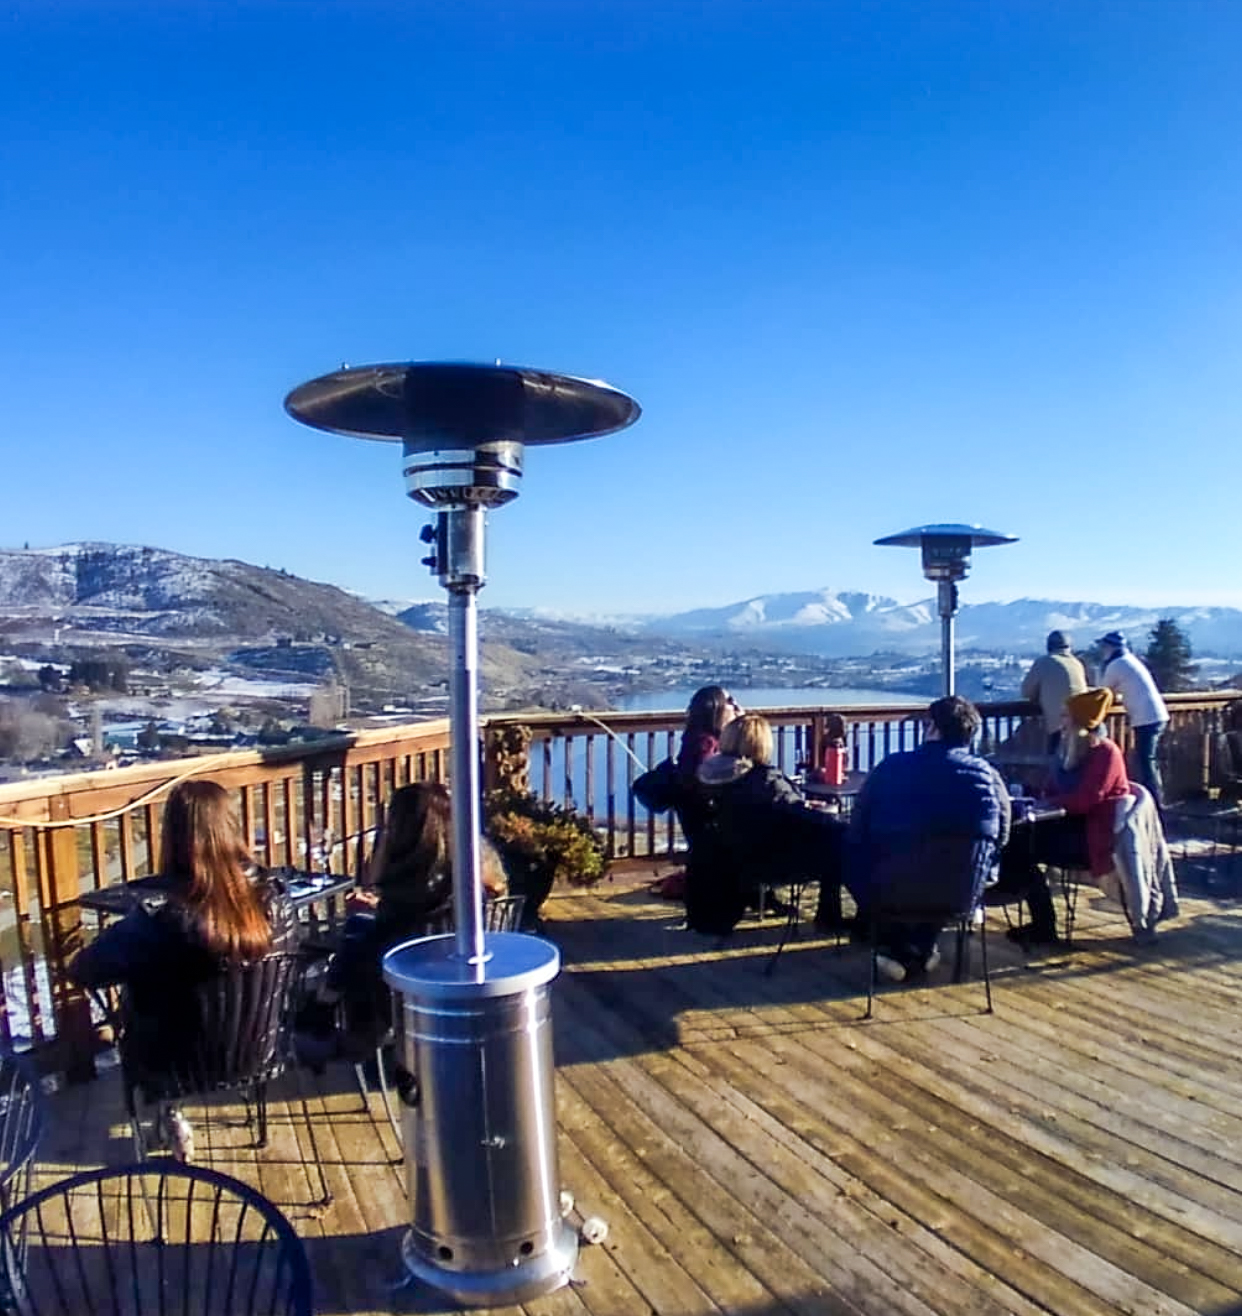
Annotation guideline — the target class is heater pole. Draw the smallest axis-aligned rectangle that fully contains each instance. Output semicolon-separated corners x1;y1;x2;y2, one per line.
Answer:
444;506;487;973
938;580;956;697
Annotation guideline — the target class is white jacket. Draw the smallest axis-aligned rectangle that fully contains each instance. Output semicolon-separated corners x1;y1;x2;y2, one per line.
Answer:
1106;784;1179;933
1101;651;1168;728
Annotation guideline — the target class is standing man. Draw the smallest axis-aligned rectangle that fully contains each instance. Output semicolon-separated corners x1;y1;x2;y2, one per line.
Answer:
1021;630;1088;754
1096;630;1169;807
847;696;1011;981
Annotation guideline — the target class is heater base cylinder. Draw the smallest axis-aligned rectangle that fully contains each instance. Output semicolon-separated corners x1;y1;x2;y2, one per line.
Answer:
383;933;576;1308
399;1219;578;1308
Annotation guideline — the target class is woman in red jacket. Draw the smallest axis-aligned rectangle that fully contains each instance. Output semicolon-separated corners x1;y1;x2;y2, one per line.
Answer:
1046;687;1132;876
1001;687;1130;950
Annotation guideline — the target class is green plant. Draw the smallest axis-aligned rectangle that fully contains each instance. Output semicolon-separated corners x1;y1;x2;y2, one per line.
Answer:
484;788;608;890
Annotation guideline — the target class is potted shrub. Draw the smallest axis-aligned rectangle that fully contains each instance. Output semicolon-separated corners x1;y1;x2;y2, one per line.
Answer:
484;787;608;929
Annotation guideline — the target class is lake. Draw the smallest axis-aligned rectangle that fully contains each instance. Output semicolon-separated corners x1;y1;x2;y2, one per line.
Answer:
531;686;926;817
613;686;925;714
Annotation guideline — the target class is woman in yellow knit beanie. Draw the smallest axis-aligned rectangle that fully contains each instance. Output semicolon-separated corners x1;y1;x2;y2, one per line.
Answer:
1047;687;1130;878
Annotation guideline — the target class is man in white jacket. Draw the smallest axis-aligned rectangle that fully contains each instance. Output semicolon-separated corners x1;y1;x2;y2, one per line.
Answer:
1096;631;1169;808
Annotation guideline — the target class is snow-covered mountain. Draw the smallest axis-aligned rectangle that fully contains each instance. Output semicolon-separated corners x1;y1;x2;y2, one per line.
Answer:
640;588;1242;658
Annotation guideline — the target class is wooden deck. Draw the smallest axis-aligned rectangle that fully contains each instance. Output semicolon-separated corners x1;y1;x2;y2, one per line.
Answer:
39;863;1242;1316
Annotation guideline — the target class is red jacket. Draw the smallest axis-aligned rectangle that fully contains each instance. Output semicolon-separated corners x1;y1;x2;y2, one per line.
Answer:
1049;738;1130;876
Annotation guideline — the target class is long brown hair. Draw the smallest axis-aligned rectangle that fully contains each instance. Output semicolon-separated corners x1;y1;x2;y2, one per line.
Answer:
159;780;272;960
370;782;506;896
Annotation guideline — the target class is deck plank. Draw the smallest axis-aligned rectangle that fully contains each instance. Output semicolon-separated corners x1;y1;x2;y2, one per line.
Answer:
28;871;1242;1316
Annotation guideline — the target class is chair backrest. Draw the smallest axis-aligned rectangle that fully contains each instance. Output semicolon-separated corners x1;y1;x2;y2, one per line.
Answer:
418;894;528;936
484;894;527;931
1226;730;1242;777
866;833;999;919
0;1051;45;1221
0;1161;313;1315
120;952;303;1107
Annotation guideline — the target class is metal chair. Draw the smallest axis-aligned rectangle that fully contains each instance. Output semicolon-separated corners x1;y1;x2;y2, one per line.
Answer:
115;952;331;1206
862;835;998;1019
0;1050;47;1287
0;1161;313;1315
359;894;527;1148
0;1052;45;1220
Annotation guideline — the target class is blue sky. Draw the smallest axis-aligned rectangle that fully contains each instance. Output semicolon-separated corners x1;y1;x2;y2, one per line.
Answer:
4;1;1239;615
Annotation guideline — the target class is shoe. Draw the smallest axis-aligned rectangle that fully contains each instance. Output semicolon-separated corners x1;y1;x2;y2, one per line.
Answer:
1132;927;1158;947
874;953;907;983
971;907;985;930
924;947;942;974
166;1109;194;1162
1006;924;1062;949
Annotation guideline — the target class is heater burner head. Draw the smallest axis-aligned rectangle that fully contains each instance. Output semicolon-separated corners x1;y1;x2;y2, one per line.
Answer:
284;361;641;447
402;441;523;508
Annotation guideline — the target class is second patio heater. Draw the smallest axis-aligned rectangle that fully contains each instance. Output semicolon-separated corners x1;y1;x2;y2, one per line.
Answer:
285;361;640;1307
874;523;1017;697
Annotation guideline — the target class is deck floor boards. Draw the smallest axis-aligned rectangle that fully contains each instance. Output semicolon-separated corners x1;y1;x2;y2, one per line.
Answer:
33;872;1242;1316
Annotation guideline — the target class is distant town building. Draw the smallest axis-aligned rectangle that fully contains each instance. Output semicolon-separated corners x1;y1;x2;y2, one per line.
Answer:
309;680;349;728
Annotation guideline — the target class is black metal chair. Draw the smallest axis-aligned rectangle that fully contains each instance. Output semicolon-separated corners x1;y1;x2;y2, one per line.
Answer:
763;810;848;976
0;1161;313;1315
0;1050;47;1288
0;1052;44;1219
862;835;998;1019
115;952;331;1206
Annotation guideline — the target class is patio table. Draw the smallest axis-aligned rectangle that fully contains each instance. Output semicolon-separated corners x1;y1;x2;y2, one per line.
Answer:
79;869;356;937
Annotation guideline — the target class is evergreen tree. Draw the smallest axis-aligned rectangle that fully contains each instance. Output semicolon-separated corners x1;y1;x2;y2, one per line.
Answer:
1144;618;1198;692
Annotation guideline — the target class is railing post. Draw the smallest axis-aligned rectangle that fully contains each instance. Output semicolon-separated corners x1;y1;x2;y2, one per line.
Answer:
42;802;95;1083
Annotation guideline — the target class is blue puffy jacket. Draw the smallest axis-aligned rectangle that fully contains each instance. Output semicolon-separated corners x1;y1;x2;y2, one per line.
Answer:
848;742;1011;911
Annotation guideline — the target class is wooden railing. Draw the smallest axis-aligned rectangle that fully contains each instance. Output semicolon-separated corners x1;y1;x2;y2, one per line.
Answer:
0;691;1236;1078
503;692;1239;862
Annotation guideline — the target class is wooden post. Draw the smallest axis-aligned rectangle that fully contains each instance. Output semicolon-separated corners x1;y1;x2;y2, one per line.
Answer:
41;802;96;1083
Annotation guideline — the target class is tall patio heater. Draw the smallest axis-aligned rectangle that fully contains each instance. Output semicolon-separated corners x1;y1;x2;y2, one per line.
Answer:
285;362;640;1306
874;523;1017;697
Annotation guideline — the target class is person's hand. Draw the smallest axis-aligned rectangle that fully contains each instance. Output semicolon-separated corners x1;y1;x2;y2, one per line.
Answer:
346;887;379;914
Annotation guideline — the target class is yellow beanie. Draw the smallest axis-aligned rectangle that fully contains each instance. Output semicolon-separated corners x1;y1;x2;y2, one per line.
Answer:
1065;687;1113;730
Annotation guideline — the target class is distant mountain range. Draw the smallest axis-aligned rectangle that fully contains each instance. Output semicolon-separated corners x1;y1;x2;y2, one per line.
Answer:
0;543;541;704
3;546;1241;679
635;589;1242;658
416;588;1242;659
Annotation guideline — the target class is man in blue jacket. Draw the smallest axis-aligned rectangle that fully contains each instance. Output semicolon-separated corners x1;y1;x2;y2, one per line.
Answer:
848;695;1011;981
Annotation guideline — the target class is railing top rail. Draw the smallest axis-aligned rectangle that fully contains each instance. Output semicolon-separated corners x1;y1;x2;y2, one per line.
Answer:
0;718;451;818
492;688;1242;734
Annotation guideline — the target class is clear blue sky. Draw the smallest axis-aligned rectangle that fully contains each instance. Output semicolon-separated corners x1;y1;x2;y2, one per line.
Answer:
4;1;1239;615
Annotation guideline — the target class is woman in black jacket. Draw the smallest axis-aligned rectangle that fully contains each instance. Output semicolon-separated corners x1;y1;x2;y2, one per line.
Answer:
307;781;508;1055
71;779;297;998
692;713;845;936
70;779;297;1153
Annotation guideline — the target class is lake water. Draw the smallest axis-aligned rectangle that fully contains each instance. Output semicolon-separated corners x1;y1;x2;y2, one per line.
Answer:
532;686;925;817
614;686;925;714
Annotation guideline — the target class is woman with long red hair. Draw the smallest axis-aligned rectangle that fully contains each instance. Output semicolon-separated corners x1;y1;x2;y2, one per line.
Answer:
71;779;297;1018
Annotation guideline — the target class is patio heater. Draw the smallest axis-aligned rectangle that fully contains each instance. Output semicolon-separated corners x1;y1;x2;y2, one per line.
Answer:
874;523;1017;697
284;361;640;1306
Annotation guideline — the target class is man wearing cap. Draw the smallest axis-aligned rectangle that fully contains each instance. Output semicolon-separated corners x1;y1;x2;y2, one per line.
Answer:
1095;631;1169;808
1021;631;1088;754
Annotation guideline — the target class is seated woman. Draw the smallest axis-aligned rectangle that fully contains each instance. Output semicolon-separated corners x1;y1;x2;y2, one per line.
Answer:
633;685;741;900
998;687;1130;948
70;779;298;1154
692;712;845;937
304;781;508;1057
